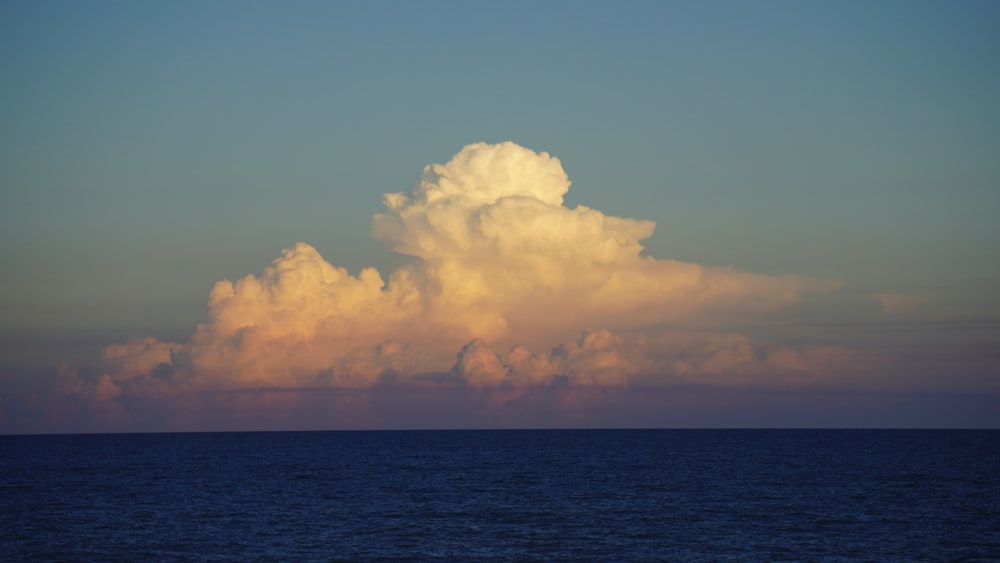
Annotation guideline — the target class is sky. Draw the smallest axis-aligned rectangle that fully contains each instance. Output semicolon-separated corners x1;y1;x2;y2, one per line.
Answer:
1;0;998;433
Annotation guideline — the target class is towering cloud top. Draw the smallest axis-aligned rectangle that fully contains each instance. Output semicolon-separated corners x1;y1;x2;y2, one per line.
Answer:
374;142;654;272
400;141;571;208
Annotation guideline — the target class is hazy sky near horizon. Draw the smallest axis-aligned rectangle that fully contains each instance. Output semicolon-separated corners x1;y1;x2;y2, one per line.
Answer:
1;1;998;432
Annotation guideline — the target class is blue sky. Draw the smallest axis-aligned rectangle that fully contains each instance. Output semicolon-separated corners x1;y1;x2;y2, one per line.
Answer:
1;1;998;432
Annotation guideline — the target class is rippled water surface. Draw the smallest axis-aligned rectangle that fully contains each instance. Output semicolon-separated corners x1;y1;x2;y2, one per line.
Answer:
3;429;998;560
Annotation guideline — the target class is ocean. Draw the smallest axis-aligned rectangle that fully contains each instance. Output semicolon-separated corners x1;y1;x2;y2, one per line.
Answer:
2;429;998;561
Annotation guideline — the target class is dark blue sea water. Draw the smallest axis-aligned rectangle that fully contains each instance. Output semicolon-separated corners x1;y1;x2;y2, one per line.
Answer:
2;430;998;561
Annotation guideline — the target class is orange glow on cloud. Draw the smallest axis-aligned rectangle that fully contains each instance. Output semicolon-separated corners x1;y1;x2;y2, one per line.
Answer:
60;142;865;414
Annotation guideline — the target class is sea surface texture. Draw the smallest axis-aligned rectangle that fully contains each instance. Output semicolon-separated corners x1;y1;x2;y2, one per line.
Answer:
2;429;998;561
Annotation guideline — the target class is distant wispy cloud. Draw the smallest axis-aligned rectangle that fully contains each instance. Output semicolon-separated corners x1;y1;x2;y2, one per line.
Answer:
874;292;925;315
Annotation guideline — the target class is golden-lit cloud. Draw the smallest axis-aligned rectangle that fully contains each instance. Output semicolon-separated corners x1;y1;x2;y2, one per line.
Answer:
65;141;862;413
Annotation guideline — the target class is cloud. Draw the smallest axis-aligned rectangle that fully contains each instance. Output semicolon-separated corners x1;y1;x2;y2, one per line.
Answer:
39;141;866;428
372;142;837;346
874;292;924;315
102;338;179;381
